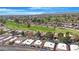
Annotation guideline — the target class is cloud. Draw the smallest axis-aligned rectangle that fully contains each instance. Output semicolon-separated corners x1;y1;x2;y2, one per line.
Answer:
0;8;65;15
24;12;45;15
0;8;25;12
29;7;42;10
29;7;53;10
0;8;12;11
0;11;45;15
0;8;46;15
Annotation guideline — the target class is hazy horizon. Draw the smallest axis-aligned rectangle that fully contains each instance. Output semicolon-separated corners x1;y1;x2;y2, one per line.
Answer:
0;7;79;15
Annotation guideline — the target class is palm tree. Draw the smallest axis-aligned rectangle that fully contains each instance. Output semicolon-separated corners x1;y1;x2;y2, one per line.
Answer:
45;32;54;41
58;32;64;42
53;32;64;51
11;31;16;36
35;31;41;40
53;16;58;34
21;31;25;37
64;32;71;51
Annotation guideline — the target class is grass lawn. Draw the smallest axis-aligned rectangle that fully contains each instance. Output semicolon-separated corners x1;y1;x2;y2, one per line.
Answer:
5;21;79;35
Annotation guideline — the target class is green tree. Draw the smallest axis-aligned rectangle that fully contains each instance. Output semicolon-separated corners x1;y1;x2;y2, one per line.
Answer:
27;22;31;28
14;18;19;24
58;32;64;43
45;32;54;41
0;29;5;35
8;41;15;45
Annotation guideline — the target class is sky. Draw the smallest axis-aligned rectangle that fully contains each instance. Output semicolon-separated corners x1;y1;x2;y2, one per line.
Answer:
0;7;79;15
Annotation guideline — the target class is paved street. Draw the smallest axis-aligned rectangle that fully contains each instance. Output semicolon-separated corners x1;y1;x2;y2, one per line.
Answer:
0;45;48;51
